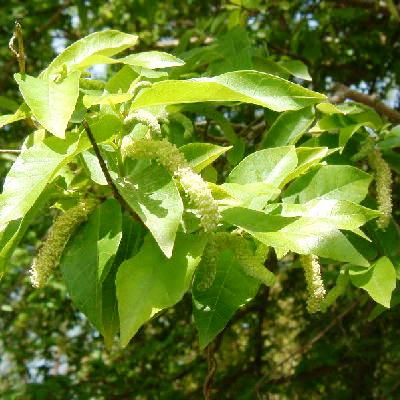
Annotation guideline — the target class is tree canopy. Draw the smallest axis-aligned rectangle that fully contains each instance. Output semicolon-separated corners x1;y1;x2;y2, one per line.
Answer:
0;1;399;399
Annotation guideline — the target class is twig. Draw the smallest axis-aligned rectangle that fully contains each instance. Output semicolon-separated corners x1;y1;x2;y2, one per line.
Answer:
254;301;358;398
203;344;218;400
82;120;141;222
332;83;400;123
9;22;25;74
0;149;21;154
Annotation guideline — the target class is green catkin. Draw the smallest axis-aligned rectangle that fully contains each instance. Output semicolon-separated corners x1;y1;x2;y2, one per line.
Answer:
197;233;275;291
300;254;326;314
29;200;97;288
79;78;106;90
368;149;392;229
124;110;162;138
123;138;220;231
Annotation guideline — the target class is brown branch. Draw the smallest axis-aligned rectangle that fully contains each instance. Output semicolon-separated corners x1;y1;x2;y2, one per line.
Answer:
0;149;21;154
82;120;141;222
203;344;218;400
332;83;400;123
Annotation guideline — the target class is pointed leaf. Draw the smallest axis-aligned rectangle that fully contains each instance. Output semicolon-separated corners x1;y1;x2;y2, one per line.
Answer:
116;233;205;347
260;106;314;148
61;200;122;330
283;165;372;204
41;30;138;79
131;71;326;112
15;72;80;138
193;250;259;348
115;163;183;257
228;146;297;187
349;257;396;307
222;207;369;266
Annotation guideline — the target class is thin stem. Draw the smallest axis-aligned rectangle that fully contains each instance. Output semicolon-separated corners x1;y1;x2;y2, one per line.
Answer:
0;149;21;154
82;120;141;222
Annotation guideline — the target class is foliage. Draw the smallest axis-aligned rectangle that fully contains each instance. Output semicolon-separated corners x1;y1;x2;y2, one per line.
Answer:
0;1;400;399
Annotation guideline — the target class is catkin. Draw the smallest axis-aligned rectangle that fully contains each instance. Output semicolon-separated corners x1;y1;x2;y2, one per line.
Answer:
123;138;220;231
300;254;326;314
124;110;162;138
368;149;392;229
29;200;97;288
197;233;275;291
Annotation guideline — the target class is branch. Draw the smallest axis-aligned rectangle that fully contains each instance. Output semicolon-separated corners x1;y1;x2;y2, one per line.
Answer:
332;83;400;123
0;149;21;154
82;120;141;222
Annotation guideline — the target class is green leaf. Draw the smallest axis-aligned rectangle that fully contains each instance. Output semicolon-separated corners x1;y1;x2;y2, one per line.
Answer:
278;60;312;81
61;200;122;330
222;207;369;266
131;71;326;112
221;182;280;210
227;146;297;187
119;51;184;69
105;65;138;93
192;249;259;348
349;257;396;307
0;104;30;129
339;123;364;148
260;106;314;148
283;165;372;204
0;132;87;231
41;30;138;79
115;163;183;257
15;72;80;138
283;147;329;184
0;187;52;278
116;233;205;347
83;92;133;108
180;143;231;172
279;199;379;231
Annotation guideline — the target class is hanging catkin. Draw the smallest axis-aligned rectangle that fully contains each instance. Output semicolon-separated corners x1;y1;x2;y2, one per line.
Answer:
29;200;97;288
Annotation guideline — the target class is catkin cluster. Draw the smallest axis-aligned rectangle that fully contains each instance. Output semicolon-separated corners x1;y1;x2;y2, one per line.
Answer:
123;138;220;231
124;110;162;138
300;254;326;314
368;149;392;229
197;233;275;291
29;200;97;288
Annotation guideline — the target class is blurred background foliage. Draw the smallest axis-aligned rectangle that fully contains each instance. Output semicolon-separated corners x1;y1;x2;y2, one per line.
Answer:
0;1;400;399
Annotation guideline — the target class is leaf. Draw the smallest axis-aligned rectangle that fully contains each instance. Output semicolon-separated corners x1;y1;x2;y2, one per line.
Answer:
15;72;80;138
208;26;253;74
41;30;138;79
260;106;314;148
61;199;122;330
115;163;183;257
131;71;326;112
227;146;297;187
222;207;369;266
283;147;329;184
83;92;133;108
0;187;52;278
0;131;86;231
283;165;372;204
339;123;364;148
221;182;280;210
81;147;119;185
105;65;138;93
179;143;231;172
116;233;205;347
279;199;379;231
119;51;184;69
192;249;259;348
278;60;312;81
0;104;30;129
349;257;396;307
